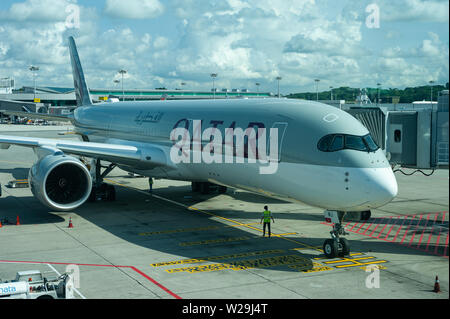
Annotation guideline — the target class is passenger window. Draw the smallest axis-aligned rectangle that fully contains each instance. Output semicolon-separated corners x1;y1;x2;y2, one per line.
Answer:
345;135;367;151
329;135;344;151
394;130;401;143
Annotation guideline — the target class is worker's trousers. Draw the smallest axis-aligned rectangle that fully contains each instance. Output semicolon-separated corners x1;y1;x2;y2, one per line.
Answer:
263;222;271;237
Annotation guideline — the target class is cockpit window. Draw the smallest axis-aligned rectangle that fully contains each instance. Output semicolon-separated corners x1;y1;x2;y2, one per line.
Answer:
363;134;379;152
345;135;366;151
329;135;344;152
317;134;333;151
317;133;379;152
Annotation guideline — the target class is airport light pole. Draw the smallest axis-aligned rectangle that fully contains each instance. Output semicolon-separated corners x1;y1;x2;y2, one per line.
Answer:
329;86;333;100
29;66;39;101
314;79;320;101
255;82;260;96
210;73;217;100
118;69;127;101
429;80;435;102
276;77;282;98
377;83;381;106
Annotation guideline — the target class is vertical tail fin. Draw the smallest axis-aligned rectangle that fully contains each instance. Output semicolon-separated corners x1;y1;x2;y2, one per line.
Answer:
68;36;92;107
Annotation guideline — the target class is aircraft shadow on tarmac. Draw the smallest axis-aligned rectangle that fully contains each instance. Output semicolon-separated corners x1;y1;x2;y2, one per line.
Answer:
0;168;29;180
1;182;446;274
72;185;447;270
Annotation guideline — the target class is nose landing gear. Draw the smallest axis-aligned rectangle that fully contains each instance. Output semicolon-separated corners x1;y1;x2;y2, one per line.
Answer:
323;210;350;258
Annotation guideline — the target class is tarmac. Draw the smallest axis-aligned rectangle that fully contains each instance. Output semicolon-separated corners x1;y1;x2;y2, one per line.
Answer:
0;124;448;299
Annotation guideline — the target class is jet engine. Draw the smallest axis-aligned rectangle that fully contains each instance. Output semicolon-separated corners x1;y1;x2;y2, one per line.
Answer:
29;154;92;211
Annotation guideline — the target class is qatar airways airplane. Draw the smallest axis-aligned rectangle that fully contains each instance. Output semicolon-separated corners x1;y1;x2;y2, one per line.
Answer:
0;37;398;258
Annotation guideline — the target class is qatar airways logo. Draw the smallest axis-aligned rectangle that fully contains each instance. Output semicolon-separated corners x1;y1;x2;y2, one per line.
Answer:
169;119;279;174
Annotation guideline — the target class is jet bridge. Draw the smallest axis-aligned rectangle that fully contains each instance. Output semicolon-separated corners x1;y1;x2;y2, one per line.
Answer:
345;90;449;170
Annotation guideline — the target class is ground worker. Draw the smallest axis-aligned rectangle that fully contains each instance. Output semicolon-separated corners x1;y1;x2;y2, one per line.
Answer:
149;177;153;193
260;205;274;237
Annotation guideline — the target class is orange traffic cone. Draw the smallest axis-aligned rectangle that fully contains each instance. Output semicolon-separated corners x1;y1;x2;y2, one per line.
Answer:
16;216;20;225
68;217;74;228
433;276;441;293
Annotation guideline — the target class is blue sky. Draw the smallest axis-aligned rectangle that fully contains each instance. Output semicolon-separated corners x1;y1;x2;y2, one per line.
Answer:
0;0;448;94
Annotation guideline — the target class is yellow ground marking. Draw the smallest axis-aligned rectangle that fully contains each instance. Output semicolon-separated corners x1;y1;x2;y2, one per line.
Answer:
179;236;252;247
320;255;388;269
139;225;219;236
272;232;298;237
313;252;364;260
289;261;333;273
165;254;311;274
151;249;285;267
138;222;261;237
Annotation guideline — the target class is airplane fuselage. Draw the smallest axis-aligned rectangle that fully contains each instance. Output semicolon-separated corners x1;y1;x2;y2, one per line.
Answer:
72;97;398;212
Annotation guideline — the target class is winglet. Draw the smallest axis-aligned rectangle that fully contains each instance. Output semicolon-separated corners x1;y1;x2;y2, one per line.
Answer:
68;36;92;107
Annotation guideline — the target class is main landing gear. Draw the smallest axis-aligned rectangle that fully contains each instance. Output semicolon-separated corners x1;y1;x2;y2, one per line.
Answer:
323;210;350;258
191;182;227;195
88;159;117;202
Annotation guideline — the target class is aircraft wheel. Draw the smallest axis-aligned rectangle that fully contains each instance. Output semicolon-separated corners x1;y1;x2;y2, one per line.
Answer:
338;238;350;257
191;182;200;192
218;186;227;194
361;211;371;221
106;184;116;201
88;186;97;202
200;182;210;195
323;239;338;258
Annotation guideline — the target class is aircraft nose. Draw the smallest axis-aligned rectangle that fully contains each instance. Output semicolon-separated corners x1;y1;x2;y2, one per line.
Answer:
369;167;398;207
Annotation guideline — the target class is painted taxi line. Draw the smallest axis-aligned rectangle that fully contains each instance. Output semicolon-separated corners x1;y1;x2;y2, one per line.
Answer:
289;261;333;273
179;236;253;247
164;255;313;274
138;223;261;237
314;253;388;269
151;249;285;267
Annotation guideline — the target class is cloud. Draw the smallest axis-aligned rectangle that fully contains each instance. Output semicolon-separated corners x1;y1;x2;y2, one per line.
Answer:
104;0;164;19
381;0;449;23
0;0;77;22
0;0;447;93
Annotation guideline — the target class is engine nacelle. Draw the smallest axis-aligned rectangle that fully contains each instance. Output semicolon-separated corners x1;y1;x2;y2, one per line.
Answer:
29;154;92;211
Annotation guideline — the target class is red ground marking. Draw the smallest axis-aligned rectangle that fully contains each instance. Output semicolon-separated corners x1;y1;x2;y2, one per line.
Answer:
408;213;424;246
377;216;393;239
400;214;417;244
391;215;409;242
369;218;384;237
425;213;441;251
323;212;449;259
0;259;181;299
383;216;400;240
417;213;431;248
362;221;373;235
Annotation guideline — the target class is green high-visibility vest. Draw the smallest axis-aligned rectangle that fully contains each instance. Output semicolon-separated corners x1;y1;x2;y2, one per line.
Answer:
263;210;272;223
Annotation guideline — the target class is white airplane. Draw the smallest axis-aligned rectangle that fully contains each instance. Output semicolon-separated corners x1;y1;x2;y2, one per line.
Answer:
0;37;398;258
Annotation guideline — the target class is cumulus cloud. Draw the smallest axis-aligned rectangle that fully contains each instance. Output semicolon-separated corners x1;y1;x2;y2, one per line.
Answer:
0;0;447;93
0;0;77;22
104;0;164;19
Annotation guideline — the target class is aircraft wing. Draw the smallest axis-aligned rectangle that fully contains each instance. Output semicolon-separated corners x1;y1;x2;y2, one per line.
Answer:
0;134;170;169
0;110;74;122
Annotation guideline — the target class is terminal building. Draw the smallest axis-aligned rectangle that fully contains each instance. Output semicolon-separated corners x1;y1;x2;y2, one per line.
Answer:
0;86;273;111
